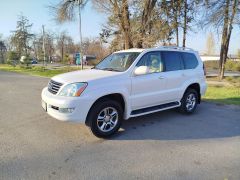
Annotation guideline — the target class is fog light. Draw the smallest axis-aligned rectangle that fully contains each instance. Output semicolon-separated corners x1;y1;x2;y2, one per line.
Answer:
59;108;75;113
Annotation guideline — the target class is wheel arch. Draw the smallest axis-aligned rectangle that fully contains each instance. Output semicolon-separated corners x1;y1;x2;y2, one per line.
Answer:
85;93;126;126
184;83;201;103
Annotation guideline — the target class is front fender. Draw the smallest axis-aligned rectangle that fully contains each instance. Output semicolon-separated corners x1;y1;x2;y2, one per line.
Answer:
83;87;131;120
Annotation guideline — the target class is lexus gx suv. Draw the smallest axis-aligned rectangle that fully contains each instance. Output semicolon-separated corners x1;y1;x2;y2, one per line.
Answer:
41;46;207;137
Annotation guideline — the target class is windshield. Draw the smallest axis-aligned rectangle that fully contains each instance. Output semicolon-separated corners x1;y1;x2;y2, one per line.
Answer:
95;52;140;72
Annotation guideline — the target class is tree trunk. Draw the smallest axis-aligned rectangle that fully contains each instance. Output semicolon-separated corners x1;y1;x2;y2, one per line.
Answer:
173;2;179;46
219;0;230;80
176;26;179;46
182;0;187;48
219;0;237;80
137;0;157;48
122;0;133;49
61;42;64;63
112;0;133;49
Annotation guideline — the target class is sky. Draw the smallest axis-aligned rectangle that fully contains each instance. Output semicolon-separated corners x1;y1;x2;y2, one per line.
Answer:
0;0;239;54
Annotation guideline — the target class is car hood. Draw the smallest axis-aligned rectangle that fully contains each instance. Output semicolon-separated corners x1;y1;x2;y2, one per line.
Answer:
51;69;122;84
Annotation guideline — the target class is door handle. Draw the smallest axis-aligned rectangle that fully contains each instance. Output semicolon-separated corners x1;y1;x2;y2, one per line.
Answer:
158;76;165;79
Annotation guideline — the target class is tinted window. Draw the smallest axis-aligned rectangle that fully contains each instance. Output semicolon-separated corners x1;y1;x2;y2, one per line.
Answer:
136;52;164;73
162;51;183;71
182;52;198;69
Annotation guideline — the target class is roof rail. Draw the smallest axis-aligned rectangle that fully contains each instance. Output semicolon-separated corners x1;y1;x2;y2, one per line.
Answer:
156;46;195;51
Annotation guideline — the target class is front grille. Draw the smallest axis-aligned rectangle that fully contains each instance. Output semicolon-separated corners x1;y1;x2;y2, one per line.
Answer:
48;80;63;94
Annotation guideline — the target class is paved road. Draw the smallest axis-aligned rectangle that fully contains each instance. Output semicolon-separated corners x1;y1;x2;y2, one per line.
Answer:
0;71;240;180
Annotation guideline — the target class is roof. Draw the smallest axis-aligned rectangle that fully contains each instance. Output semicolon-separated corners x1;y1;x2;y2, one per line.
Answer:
115;46;196;54
115;48;145;53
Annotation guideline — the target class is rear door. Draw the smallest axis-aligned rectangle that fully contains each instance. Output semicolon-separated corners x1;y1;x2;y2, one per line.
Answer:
161;51;185;102
181;52;200;80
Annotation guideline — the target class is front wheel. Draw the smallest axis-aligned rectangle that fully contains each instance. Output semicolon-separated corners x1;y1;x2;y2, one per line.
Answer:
179;88;198;114
87;99;123;138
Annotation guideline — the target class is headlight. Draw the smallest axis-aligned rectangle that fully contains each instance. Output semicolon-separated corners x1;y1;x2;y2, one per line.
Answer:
59;83;87;97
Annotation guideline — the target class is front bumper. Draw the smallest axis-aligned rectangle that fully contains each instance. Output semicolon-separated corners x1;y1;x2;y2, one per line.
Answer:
41;87;93;123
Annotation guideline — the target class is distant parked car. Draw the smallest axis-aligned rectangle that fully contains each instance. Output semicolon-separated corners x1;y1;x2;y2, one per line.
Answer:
31;59;38;64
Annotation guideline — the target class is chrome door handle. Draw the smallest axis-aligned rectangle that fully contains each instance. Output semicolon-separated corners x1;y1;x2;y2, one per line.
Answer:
158;76;165;79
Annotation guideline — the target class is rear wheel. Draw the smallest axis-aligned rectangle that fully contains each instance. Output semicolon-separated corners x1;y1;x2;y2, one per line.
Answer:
179;88;198;114
87;99;123;138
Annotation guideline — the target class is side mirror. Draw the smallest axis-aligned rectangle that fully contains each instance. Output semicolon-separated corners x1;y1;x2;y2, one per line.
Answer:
134;66;149;76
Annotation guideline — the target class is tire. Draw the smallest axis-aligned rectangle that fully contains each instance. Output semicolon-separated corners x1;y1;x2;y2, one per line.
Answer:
87;99;123;138
179;88;198;114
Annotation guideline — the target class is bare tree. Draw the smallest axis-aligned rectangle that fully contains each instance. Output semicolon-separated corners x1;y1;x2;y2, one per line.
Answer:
57;32;67;62
82;38;109;60
34;30;55;62
94;0;133;49
56;31;76;63
96;0;175;49
135;0;158;48
202;0;240;79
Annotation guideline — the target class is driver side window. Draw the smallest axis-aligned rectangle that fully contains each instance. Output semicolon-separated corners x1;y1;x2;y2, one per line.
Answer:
136;52;163;73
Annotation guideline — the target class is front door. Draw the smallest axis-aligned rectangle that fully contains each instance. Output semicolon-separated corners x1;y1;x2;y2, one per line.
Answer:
130;51;168;110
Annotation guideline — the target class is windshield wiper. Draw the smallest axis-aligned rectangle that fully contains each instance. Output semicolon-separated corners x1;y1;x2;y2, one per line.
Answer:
101;68;121;72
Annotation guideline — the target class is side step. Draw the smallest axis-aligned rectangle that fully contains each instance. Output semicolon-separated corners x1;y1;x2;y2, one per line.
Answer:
131;101;180;116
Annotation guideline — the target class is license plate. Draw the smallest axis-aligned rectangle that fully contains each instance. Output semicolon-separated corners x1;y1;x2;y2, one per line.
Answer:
41;100;47;112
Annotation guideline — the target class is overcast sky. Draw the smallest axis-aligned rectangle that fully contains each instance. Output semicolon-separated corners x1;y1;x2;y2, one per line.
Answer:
0;0;239;54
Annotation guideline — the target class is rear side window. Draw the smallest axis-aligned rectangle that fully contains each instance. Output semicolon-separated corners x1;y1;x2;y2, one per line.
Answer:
162;51;183;71
182;52;198;69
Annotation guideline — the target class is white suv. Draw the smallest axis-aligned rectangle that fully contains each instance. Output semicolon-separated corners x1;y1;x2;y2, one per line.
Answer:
41;47;207;137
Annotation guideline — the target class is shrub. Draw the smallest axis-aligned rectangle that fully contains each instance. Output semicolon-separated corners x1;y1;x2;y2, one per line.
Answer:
20;64;32;69
7;60;17;67
225;60;240;72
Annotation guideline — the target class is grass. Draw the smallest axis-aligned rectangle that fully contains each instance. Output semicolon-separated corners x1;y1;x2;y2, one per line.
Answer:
203;85;240;105
0;64;81;77
204;76;240;105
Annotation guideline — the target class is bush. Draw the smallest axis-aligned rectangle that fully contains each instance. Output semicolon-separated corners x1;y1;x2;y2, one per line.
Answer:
7;60;17;67
7;51;19;62
225;60;240;72
20;64;32;69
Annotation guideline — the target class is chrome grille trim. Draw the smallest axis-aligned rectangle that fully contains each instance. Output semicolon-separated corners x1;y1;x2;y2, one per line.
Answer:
48;80;63;94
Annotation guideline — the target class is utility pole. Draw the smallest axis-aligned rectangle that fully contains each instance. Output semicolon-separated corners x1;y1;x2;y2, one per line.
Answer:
78;0;83;70
42;25;46;66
